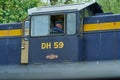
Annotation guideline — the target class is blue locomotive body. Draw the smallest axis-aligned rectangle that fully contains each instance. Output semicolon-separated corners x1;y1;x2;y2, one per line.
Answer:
0;23;22;65
0;2;120;79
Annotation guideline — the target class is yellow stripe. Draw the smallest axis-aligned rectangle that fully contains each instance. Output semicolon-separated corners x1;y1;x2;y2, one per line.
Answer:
84;22;120;32
0;29;22;37
84;24;99;31
115;22;120;29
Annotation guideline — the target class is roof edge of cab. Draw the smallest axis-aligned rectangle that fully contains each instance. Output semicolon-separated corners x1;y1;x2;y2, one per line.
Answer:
28;2;103;15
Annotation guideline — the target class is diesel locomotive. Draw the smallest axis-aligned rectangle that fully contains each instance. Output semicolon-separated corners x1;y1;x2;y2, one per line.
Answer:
0;2;120;79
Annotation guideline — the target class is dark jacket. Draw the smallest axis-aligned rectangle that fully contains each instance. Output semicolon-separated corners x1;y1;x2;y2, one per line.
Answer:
52;27;64;33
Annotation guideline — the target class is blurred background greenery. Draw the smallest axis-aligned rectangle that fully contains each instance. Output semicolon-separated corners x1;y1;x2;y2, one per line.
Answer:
0;0;120;23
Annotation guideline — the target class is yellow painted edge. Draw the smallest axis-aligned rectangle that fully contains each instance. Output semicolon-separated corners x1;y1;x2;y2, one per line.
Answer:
84;22;120;32
0;29;22;37
115;22;120;29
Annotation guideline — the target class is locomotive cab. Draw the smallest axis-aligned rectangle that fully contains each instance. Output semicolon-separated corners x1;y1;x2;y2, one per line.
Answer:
27;2;103;64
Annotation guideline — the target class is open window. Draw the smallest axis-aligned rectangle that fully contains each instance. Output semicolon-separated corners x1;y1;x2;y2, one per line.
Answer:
50;14;65;35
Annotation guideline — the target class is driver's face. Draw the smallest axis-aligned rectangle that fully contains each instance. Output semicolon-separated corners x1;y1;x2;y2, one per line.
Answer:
56;24;62;29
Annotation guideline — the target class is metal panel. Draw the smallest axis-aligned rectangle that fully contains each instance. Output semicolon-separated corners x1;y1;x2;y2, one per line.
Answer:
84;15;115;24
29;35;83;64
0;22;21;30
100;32;115;60
84;31;118;61
84;14;120;61
116;31;120;59
0;38;8;65
8;37;21;64
0;23;22;65
84;33;100;61
0;37;21;65
84;14;120;24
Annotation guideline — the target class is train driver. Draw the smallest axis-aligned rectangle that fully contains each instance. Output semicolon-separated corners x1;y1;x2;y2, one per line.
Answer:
52;20;64;33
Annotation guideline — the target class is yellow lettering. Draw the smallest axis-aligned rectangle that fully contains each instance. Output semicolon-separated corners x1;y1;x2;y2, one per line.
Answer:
41;43;46;49
54;41;64;49
41;42;51;49
41;42;64;49
59;42;64;48
46;42;51;49
54;42;59;49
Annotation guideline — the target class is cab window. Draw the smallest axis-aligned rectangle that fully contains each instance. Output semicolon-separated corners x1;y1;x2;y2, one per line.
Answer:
67;13;76;35
31;13;76;37
31;15;49;36
24;20;29;40
50;14;65;35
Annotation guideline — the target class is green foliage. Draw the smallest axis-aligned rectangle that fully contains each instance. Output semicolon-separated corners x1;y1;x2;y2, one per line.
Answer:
0;0;47;23
49;0;120;14
97;0;120;14
64;0;74;4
